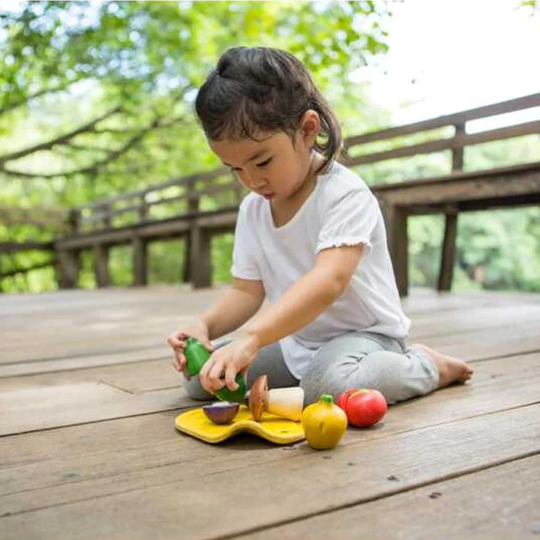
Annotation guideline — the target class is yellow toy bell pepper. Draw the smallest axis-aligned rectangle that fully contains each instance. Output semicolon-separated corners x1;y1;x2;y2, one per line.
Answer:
302;394;348;450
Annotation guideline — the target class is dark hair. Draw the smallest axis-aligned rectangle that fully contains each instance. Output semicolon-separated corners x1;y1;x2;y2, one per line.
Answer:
195;47;343;174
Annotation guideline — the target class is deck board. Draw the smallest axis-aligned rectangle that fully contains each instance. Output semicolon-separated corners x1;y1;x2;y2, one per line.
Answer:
1;405;539;540
0;286;539;539
240;454;540;540
1;353;540;519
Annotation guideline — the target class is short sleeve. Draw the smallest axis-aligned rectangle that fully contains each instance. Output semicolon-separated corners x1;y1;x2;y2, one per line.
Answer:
230;202;262;280
316;188;378;255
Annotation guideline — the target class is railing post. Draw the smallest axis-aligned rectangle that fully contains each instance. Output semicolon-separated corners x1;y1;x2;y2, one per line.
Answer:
381;201;409;297
452;123;466;172
132;237;148;286
68;209;80;235
139;194;149;221
183;178;200;284
438;123;466;292
189;223;211;289
57;250;80;289
438;205;458;292
93;244;110;287
101;203;111;229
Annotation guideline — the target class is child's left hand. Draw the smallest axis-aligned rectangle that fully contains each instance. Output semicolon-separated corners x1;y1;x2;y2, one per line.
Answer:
199;333;259;394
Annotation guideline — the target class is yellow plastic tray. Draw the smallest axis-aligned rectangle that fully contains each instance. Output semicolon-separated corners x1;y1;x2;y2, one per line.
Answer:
175;405;305;445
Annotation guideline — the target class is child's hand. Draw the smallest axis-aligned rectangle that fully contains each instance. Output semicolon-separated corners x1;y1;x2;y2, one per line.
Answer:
166;320;214;379
199;333;259;393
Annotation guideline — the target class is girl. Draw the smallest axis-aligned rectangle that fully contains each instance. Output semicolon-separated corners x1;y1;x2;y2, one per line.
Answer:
167;46;473;406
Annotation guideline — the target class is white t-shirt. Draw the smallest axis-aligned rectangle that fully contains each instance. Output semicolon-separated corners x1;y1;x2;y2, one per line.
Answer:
231;161;410;378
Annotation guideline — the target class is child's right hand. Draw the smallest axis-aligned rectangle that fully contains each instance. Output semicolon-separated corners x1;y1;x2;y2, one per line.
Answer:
166;320;214;379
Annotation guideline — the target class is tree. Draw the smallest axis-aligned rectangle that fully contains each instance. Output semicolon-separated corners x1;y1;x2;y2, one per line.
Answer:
0;1;392;292
0;1;389;200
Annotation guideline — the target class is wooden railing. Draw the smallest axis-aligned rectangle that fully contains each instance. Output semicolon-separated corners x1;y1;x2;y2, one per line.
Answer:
2;92;540;294
71;168;242;233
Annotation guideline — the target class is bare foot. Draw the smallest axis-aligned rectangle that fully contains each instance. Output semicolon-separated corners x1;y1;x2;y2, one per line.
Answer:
411;343;474;389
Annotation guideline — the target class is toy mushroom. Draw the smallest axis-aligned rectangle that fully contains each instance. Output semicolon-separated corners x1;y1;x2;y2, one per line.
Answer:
248;375;269;421
248;375;304;422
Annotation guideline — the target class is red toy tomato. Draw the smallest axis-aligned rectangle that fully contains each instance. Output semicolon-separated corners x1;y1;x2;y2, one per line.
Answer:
337;388;388;428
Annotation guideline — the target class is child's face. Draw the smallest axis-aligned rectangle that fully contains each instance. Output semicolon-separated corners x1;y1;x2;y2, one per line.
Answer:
209;112;319;204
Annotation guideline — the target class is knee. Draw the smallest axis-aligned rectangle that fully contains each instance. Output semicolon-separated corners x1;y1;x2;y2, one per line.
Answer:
183;378;214;401
300;351;400;406
300;352;362;406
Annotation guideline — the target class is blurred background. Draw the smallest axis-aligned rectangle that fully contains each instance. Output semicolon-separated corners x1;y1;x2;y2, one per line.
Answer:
1;0;539;294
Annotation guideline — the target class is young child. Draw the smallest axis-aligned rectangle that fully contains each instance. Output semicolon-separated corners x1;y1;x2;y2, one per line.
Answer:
167;46;473;406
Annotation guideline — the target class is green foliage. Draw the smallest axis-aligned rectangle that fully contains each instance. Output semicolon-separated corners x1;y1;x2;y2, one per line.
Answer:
212;233;234;284
0;1;392;293
366;135;540;293
1;2;540;295
148;240;185;285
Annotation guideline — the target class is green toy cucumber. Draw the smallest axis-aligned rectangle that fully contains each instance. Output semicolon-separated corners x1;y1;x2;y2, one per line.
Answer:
183;337;247;403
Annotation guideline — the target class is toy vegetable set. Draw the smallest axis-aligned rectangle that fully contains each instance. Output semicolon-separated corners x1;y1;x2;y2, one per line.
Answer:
175;338;388;450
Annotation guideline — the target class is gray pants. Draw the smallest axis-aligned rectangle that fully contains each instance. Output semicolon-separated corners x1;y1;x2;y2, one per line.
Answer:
183;331;439;406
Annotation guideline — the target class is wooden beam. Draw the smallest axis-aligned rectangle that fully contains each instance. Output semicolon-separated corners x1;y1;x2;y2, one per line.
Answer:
77;168;229;211
347;120;540;167
0;241;54;253
54;208;238;251
81;182;238;228
345;92;540;147
373;165;540;207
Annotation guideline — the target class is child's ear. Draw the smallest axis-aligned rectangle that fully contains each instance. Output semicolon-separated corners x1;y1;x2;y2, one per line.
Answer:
300;110;320;146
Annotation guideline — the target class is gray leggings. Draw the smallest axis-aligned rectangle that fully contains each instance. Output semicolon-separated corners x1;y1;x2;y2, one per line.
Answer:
183;331;439;406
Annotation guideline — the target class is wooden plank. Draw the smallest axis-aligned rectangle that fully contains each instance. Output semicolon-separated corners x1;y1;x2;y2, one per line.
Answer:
1;289;538;366
0;403;538;540
0;384;191;437
77;168;229;211
409;303;540;339
240;454;540;540
3;309;538;379
1;294;226;365
345;92;540;147
348;120;540;166
54;208;238;251
0;359;193;436
372;160;540;193
82;182;237;226
401;288;540;314
0;241;54;253
419;321;540;361
0;349;170;378
372;162;540;209
1;352;539;519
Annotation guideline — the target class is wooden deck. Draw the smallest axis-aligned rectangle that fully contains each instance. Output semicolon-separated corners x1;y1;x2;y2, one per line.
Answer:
1;286;540;539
